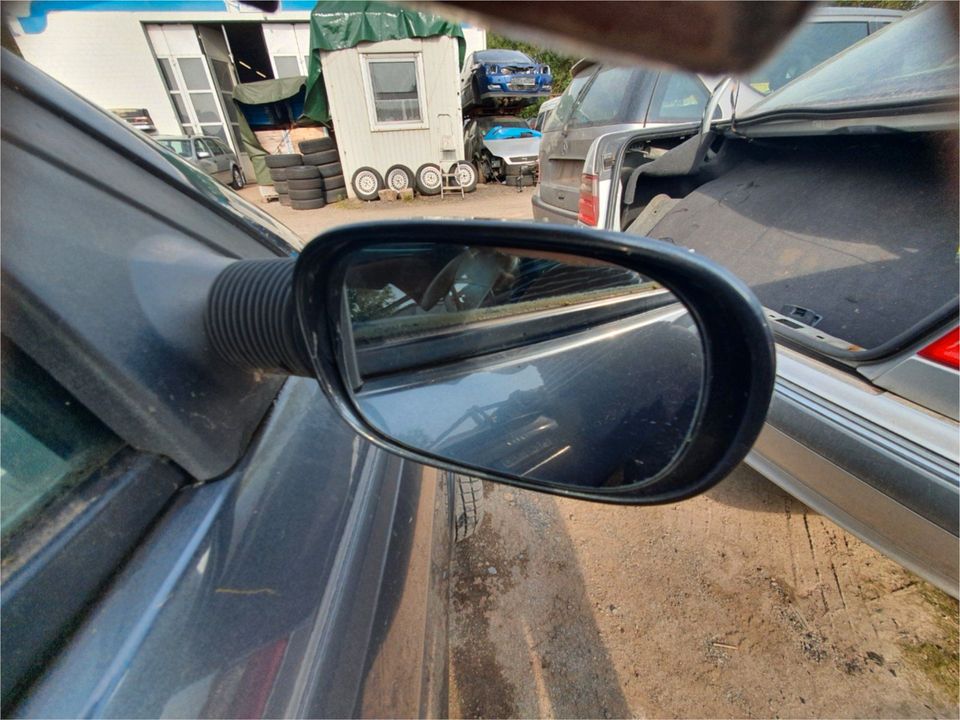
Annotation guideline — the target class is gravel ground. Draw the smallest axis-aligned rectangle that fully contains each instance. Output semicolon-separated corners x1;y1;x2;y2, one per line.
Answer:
249;182;959;719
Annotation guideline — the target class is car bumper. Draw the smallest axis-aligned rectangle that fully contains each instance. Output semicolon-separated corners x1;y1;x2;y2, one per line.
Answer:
748;345;959;597
531;192;579;225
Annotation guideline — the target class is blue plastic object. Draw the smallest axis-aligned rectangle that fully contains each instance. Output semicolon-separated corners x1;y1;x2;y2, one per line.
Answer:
484;126;541;141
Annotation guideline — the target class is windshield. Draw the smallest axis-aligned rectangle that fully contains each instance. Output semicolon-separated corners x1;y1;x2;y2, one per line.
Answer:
477;117;530;131
476;49;534;65
744;5;959;115
157;138;192;158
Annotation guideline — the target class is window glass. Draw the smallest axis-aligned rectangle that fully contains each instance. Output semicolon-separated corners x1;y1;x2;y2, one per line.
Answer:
158;138;192;158
567;66;635;129
158;58;178;91
170;94;190;124
209;139;227;155
274;56;301;78
201;125;228;144
748;22;870;95
1;338;123;539
647;72;709;123
194;138;212;156
178;57;211;91
189;92;220;123
344;244;654;342
367;58;422;124
210;59;235;91
543;67;595;132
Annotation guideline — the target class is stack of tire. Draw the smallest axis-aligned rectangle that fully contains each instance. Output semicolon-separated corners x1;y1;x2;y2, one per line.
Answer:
263;136;347;211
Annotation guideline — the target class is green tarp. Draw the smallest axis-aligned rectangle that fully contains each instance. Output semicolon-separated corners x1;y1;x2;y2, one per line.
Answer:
302;1;466;124
233;75;307;105
232;76;309;185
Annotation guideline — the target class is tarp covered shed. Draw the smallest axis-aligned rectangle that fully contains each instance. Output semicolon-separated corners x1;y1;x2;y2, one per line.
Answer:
302;1;466;124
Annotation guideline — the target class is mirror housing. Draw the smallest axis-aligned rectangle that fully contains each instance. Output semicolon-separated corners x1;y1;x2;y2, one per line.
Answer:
295;221;773;503
196;150;211;159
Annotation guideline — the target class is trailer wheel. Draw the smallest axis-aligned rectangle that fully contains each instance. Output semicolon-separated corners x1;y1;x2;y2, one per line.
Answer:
385;164;415;192
449;161;478;193
415;163;443;196
352;166;384;201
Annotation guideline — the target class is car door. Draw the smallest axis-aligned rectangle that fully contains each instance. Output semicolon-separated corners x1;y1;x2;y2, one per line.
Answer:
193;137;221;180
1;49;454;717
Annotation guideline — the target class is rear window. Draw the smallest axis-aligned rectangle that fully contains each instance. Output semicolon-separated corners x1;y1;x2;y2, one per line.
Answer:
747;21;870;95
543;67;596;132
646;73;709;124
566;66;636;129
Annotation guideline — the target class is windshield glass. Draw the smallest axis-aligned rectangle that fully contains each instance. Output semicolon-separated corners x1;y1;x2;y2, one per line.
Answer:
743;5;959;115
157;138;192;158
476;49;534;65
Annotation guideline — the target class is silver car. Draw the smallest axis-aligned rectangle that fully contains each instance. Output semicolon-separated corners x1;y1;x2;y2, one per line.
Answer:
155;135;246;190
588;5;959;595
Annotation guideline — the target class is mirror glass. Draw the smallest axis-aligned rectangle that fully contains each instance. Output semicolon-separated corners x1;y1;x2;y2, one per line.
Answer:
337;242;704;490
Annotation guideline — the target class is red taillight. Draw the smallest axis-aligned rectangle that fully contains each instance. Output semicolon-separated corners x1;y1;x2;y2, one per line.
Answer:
919;327;960;369
578;173;599;226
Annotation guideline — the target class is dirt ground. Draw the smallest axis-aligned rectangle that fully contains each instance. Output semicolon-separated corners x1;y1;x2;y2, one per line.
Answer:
249;183;959;719
238;183;535;242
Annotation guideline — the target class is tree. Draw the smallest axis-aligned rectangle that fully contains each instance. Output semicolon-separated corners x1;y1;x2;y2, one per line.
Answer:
486;32;578;117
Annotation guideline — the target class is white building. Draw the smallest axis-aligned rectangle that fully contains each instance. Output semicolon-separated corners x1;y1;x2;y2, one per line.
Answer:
6;1;486;196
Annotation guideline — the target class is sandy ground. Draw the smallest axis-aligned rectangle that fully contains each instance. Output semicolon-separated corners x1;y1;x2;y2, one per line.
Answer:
248;182;959;719
238;182;535;242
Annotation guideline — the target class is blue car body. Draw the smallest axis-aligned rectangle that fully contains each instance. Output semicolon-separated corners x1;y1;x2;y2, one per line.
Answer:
461;49;553;110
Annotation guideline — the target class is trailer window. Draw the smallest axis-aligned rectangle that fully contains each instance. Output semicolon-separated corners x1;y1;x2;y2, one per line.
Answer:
362;53;428;131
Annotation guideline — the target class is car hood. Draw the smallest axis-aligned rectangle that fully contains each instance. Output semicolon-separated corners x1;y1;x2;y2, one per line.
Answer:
483;136;542;159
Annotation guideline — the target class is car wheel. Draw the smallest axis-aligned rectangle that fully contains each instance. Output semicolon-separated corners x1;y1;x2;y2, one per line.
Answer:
415;163;442;196
352;166;384;201
452;473;484;542
449;161;478;193
230;166;245;190
384;164;415;192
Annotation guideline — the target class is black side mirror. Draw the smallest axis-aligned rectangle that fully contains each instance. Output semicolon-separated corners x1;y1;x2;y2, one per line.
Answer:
206;221;774;504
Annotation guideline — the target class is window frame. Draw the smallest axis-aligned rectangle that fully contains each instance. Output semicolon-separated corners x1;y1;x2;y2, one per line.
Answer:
360;52;429;132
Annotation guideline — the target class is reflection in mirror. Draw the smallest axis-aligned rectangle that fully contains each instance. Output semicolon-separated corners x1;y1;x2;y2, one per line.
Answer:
338;243;704;490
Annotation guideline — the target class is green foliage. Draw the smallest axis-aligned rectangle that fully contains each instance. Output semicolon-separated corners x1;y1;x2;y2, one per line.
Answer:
486;32;578;117
348;287;397;322
830;0;921;9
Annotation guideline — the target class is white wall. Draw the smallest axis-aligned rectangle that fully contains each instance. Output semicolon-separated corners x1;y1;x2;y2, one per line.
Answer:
461;25;487;59
10;8;310;137
322;36;466;199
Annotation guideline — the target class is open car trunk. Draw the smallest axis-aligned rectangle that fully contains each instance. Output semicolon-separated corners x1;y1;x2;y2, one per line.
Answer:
620;131;959;355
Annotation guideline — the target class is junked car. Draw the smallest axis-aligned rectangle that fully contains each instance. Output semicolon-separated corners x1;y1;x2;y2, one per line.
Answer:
583;3;960;595
463;114;541;183
155;134;246;190
461;48;553;111
533;5;903;226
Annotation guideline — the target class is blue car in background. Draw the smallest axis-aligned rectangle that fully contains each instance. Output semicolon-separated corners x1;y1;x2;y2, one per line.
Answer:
461;49;552;110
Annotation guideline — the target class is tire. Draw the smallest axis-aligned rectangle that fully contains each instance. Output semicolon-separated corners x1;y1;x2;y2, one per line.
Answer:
298;137;335;154
452;473;484;542
285;165;321;180
274;181;288;194
289;188;325;201
384;164;415;192
324;174;345;190
415;163;442;196
230;165;245;190
288;177;324;191
268;168;288;182
264;153;302;169
278;194;292;206
303;149;340;165
448;161;478;193
352;166;383;201
325;187;348;204
316;162;342;179
291;197;326;210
